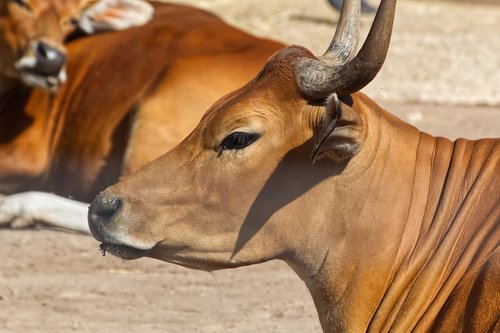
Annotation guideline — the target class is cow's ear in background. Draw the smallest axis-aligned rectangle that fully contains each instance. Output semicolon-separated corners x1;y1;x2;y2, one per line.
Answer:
76;0;154;34
311;94;362;164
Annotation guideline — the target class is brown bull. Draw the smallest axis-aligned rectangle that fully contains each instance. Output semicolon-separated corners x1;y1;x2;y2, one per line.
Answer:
0;0;283;202
88;0;500;331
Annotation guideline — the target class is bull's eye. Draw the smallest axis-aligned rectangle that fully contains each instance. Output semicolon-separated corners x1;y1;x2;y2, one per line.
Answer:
11;0;31;11
219;132;261;151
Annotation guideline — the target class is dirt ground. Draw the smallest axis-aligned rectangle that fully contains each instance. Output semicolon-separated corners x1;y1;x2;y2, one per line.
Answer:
1;0;499;332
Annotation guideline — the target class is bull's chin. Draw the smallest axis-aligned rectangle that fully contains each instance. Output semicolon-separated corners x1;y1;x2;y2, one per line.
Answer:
100;243;152;260
147;246;261;271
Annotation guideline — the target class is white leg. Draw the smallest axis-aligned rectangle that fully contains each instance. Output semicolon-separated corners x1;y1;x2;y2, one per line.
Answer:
0;191;90;234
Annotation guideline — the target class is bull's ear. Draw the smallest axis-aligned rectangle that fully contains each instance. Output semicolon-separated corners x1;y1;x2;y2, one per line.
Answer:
311;94;362;164
76;0;154;34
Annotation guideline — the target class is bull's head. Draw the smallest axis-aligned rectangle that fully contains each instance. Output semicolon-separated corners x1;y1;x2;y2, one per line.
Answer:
0;0;153;91
88;0;398;270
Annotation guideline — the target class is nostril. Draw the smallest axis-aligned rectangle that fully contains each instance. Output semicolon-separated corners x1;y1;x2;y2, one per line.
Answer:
96;204;120;219
91;197;122;221
36;42;57;61
30;41;67;76
36;43;47;59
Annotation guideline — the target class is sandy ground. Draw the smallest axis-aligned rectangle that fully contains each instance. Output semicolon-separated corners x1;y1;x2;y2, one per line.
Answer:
173;0;500;106
0;230;321;333
1;0;499;332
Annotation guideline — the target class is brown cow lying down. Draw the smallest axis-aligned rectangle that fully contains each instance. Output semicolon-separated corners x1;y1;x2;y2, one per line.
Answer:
0;0;283;231
86;0;499;332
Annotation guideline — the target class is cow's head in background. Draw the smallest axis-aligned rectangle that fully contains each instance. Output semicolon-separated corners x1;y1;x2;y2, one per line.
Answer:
0;0;153;91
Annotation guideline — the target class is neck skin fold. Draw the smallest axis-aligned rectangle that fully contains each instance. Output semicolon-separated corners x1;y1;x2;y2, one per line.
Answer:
286;94;498;332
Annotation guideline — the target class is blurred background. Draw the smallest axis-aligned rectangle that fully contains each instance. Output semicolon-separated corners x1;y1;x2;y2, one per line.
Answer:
1;1;499;332
173;0;500;107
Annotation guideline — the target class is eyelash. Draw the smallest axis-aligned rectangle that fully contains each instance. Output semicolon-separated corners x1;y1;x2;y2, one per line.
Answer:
218;132;261;152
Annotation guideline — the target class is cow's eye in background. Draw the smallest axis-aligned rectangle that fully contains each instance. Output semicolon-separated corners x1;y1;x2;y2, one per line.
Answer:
11;0;31;11
219;132;261;151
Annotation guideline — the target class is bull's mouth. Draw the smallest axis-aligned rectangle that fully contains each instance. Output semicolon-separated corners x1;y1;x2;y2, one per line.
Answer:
15;57;67;92
99;243;152;260
19;70;66;92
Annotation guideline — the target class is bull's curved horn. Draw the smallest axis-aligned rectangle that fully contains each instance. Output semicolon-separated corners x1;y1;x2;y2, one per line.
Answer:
298;0;397;100
322;0;361;65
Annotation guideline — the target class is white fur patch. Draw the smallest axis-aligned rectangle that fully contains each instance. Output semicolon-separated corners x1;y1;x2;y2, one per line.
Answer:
0;192;90;233
77;0;154;34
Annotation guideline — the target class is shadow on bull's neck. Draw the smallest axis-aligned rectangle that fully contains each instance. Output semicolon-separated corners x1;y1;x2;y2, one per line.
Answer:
231;140;348;259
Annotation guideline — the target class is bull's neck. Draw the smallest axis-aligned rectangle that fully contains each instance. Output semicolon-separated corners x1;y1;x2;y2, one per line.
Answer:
0;74;18;100
0;74;57;194
292;95;469;332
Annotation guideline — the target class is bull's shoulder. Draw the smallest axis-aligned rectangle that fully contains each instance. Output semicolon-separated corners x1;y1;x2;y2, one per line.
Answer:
432;247;500;333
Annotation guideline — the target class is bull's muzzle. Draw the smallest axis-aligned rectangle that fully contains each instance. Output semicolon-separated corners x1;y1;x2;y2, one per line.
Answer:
88;194;153;260
88;195;123;242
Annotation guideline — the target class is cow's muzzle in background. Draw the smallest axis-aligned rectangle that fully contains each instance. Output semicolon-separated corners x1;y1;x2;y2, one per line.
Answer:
15;40;67;91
